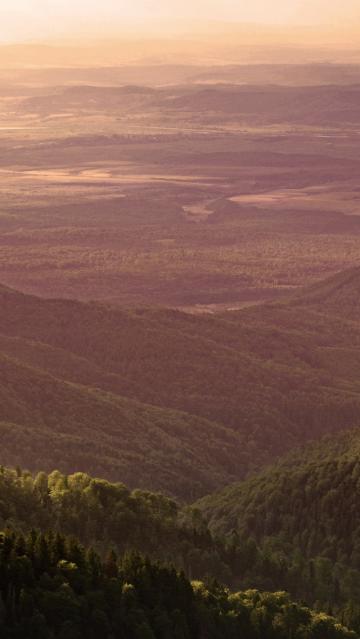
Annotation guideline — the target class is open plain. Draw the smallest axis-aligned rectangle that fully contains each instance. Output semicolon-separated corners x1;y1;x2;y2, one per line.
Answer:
0;66;360;310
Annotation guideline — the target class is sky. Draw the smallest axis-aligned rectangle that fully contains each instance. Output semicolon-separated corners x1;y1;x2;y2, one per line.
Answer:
1;0;360;43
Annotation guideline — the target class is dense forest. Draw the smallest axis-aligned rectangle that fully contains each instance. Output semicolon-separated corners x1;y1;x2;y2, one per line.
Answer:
194;429;360;626
0;528;355;639
0;464;262;586
2;451;360;632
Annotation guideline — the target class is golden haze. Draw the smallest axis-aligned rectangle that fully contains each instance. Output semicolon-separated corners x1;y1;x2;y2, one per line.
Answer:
1;0;360;46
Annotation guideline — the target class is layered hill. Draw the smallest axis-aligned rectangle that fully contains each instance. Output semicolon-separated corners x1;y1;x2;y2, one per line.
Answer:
17;83;360;127
3;441;360;631
1;268;360;497
0;350;244;500
192;426;360;621
0;464;241;585
196;426;360;561
2;456;360;630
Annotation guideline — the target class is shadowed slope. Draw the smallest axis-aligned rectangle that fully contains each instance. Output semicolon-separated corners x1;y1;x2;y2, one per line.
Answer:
1;268;360;495
0;350;245;500
195;426;360;562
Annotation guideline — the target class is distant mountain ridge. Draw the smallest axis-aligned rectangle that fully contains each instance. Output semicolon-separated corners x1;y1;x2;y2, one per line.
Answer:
16;82;360;126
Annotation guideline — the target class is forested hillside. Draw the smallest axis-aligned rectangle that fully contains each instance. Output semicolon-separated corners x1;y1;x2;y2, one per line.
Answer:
0;528;356;639
194;428;360;624
1;269;360;498
0;465;228;578
196;427;360;546
0;351;243;500
0;464;292;588
2;267;359;629
3;457;360;632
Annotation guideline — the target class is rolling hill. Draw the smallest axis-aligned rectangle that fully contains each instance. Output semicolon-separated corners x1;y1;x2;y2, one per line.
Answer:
16;82;360;127
1;268;360;498
0;349;244;500
3;432;360;631
196;426;360;547
193;426;360;624
2;448;360;631
290;266;360;321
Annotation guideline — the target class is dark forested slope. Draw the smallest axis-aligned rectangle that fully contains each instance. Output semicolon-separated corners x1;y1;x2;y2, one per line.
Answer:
190;427;360;627
196;426;360;552
0;460;360;635
195;428;360;593
0;528;353;639
0;465;239;584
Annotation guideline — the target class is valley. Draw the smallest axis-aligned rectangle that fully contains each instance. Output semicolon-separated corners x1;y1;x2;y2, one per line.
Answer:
1;266;360;500
1;53;360;638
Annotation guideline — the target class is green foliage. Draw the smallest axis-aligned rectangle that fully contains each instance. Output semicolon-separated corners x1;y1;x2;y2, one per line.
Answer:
0;529;354;639
195;429;360;630
0;466;233;584
2;459;360;633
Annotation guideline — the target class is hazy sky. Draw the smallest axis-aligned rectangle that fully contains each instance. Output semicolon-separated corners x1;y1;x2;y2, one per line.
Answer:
1;0;360;43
